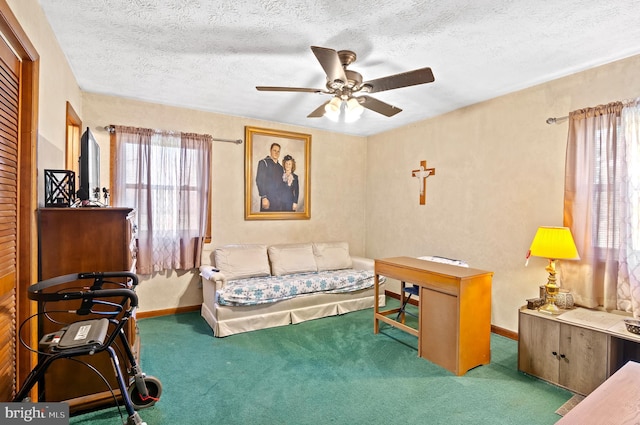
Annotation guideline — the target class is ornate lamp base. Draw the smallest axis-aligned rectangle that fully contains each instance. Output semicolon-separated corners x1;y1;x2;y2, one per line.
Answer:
538;259;563;315
539;301;563;315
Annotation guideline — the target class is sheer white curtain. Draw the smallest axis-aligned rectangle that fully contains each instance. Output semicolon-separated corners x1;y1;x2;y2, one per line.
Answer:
562;102;623;309
619;99;640;315
112;126;212;274
562;100;640;315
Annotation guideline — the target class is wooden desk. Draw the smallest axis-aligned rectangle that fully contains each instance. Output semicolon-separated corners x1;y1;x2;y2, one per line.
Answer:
374;256;493;375
556;361;640;424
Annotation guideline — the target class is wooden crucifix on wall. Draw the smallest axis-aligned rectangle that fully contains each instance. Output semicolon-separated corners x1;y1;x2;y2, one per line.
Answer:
412;160;436;205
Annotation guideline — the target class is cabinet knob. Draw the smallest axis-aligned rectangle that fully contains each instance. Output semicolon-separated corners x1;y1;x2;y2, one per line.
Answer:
551;351;559;359
560;354;566;359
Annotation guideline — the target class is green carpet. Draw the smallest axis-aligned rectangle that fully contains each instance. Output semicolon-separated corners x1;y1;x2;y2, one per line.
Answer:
70;301;571;425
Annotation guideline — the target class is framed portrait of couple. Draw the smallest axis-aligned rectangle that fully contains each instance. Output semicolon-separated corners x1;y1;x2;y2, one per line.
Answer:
245;126;311;220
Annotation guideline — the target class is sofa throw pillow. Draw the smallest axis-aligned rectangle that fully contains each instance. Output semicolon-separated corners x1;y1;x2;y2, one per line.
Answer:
268;243;318;276
313;241;353;271
214;244;271;281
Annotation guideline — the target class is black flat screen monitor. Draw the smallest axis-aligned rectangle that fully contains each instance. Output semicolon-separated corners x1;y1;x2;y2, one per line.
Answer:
77;127;100;202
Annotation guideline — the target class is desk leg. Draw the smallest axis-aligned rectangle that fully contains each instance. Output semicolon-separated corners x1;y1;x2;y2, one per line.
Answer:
374;273;379;334
398;280;406;324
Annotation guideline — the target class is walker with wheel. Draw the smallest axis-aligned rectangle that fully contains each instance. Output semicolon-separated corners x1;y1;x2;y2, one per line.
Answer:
14;271;162;425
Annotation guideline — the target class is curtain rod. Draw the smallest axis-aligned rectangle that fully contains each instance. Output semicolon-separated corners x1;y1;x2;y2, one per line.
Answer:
546;97;640;125
546;115;568;125
103;125;243;144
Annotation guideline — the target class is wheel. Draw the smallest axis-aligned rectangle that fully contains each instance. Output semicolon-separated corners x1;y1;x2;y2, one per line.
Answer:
128;375;162;410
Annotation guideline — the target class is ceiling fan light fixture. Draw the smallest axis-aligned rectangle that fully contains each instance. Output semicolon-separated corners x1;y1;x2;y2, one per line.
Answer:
325;97;341;113
360;84;373;93
258;46;434;121
329;79;345;90
325;109;340;122
346;97;363;112
345;97;364;122
324;97;342;121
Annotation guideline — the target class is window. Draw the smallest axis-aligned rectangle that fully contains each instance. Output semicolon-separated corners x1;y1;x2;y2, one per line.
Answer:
65;101;81;175
563;100;640;312
591;123;623;256
110;126;212;274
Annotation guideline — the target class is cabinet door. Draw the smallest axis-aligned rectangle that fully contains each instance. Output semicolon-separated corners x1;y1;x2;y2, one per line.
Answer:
420;288;458;373
559;324;608;395
518;312;560;384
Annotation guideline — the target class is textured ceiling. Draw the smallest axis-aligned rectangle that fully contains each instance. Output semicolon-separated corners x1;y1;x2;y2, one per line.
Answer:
39;0;640;137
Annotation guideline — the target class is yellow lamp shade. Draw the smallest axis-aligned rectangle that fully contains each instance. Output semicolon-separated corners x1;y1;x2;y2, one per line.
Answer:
528;226;580;260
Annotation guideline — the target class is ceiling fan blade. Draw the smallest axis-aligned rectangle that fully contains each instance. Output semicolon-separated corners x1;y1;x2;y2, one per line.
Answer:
358;95;402;117
363;67;434;94
311;46;348;85
307;101;330;118
256;86;324;93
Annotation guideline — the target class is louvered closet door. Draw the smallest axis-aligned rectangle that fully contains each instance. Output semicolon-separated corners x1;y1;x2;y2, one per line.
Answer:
0;33;20;401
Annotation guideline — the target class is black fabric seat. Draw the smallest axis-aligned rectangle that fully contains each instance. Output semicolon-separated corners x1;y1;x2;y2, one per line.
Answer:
396;284;419;321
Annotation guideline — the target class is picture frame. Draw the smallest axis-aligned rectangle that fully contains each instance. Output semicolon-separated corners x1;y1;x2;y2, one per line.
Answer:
245;126;311;220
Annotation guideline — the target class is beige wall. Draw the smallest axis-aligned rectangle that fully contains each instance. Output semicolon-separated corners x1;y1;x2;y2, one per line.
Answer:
7;0;83;206
366;54;640;332
81;93;368;312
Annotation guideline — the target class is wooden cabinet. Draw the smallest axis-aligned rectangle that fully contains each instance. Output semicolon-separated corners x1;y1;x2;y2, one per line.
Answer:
38;207;136;411
518;307;640;396
518;310;607;395
557;323;608;393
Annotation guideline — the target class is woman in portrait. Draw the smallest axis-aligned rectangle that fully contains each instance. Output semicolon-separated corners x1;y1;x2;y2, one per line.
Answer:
280;154;299;211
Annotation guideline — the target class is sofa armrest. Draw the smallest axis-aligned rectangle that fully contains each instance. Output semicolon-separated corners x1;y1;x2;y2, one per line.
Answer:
351;256;374;271
200;265;229;307
199;265;228;289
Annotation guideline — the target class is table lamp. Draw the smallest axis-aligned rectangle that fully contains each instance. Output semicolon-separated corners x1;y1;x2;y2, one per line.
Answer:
526;226;580;314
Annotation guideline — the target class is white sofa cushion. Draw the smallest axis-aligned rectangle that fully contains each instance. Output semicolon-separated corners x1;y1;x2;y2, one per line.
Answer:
268;243;318;276
313;241;353;271
214;244;271;281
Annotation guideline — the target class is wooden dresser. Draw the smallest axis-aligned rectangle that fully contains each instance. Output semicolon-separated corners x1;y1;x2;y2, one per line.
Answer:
38;207;137;411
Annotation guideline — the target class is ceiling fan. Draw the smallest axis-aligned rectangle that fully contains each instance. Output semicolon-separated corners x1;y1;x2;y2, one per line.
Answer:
256;46;435;119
